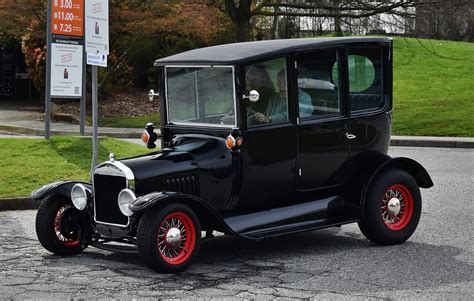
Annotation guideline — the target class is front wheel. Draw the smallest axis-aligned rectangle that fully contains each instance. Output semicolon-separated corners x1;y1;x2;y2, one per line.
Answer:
35;196;88;255
137;203;201;273
358;169;422;245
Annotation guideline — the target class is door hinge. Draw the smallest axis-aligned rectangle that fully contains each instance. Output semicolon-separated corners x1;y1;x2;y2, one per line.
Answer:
298;168;302;176
295;61;298;69
296;117;300;125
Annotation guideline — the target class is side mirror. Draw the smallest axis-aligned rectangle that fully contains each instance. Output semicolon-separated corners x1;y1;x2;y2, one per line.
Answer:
148;89;159;101
243;90;259;102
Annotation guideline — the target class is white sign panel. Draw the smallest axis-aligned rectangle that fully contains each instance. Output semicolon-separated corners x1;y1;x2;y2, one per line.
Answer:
85;0;109;55
87;52;107;67
50;42;83;97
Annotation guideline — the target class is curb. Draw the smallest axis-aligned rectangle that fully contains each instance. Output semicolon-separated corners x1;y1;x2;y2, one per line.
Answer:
0;197;40;211
390;136;474;148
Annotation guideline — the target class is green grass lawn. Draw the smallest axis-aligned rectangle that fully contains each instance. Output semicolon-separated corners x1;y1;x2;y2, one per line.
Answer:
392;37;474;136
0;137;150;198
86;113;160;128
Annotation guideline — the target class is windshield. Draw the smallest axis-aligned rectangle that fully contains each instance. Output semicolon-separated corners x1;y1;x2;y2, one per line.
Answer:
166;66;236;127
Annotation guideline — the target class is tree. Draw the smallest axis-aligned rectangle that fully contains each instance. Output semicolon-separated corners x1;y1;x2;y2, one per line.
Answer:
0;0;234;96
1;0;47;95
415;0;474;41
223;1;420;41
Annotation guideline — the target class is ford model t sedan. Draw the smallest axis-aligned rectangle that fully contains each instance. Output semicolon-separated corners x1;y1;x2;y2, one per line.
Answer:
32;37;433;273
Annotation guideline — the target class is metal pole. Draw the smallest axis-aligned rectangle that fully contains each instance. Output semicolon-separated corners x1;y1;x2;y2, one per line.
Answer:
91;65;98;175
45;0;52;139
80;49;86;135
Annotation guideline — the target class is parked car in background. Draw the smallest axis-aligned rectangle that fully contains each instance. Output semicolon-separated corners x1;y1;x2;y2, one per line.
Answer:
32;37;433;273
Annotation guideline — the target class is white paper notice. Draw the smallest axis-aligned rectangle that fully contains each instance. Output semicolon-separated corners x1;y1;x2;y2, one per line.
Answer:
50;42;83;97
87;52;107;67
85;0;109;55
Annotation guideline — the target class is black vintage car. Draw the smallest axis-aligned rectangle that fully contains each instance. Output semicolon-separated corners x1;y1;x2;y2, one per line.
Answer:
32;37;433;273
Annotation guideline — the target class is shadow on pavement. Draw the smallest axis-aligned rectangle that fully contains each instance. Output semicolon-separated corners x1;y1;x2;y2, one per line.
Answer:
52;228;473;293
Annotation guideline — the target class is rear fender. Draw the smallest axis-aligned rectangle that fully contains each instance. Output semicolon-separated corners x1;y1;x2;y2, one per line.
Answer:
30;181;93;201
130;191;235;234
361;157;433;209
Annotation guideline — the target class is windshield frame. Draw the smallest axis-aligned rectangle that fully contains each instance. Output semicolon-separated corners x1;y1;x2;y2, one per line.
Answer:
164;65;237;128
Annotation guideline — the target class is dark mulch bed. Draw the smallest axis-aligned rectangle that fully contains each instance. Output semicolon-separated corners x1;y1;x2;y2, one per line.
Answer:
55;90;159;117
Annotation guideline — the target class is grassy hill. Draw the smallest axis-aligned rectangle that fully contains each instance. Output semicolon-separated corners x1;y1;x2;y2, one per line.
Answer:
392;37;474;137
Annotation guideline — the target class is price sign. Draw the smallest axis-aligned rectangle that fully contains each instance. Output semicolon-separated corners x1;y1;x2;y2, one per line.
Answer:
52;0;84;37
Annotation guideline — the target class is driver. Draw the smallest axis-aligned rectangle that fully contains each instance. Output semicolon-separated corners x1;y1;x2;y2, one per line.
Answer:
252;69;313;124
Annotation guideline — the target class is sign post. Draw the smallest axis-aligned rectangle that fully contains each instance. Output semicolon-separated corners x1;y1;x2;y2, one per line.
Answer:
85;0;109;172
45;0;85;139
45;1;52;139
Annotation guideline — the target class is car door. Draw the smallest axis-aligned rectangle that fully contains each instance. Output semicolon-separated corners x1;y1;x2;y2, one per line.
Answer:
346;45;391;156
237;56;297;210
295;48;350;190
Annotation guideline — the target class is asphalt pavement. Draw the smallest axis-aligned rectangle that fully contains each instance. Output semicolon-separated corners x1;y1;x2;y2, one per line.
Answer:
0;146;472;299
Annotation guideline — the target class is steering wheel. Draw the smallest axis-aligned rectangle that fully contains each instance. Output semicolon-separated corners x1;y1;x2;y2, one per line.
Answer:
246;107;258;125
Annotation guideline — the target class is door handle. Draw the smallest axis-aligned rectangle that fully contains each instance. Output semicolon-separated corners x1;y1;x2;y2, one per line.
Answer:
345;132;356;140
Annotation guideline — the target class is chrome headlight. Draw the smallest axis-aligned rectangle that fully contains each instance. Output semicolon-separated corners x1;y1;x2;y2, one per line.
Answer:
71;184;89;210
118;189;136;217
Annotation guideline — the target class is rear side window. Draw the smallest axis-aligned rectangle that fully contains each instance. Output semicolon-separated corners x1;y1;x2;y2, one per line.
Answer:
297;49;341;118
347;55;376;93
332;48;384;112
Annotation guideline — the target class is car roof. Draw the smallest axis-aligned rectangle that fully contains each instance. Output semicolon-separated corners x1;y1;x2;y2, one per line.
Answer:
154;37;391;66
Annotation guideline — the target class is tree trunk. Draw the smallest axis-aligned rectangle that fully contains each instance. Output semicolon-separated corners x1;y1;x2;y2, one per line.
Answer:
271;5;280;39
236;19;251;41
334;16;343;36
224;0;252;42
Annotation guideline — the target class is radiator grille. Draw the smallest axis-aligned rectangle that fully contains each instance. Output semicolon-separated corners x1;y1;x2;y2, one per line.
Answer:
93;174;128;226
166;176;198;194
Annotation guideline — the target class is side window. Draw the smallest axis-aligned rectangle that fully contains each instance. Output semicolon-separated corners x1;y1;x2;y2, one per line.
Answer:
344;48;384;112
297;50;340;118
245;58;289;126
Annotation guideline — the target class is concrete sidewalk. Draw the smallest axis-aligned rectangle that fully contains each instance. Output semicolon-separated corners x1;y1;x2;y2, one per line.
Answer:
0;101;144;138
0;119;144;138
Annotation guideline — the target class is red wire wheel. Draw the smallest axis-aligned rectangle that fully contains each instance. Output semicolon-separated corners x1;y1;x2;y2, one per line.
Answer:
53;203;81;247
381;184;414;231
156;211;196;265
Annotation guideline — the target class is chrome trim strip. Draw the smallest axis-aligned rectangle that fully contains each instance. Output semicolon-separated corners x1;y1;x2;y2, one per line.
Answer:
94;161;134;181
93;161;136;228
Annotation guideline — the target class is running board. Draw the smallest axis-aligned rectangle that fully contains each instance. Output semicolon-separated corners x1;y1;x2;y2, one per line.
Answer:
241;218;356;240
91;242;138;254
224;196;344;239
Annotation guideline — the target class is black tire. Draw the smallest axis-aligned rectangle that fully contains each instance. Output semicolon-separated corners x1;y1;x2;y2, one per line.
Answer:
35;196;87;255
137;203;201;273
358;169;422;245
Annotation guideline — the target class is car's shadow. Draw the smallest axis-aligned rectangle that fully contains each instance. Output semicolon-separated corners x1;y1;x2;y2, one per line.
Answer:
45;228;472;293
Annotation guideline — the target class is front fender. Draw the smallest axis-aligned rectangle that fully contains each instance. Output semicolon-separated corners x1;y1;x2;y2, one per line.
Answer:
30;181;92;201
130;191;236;234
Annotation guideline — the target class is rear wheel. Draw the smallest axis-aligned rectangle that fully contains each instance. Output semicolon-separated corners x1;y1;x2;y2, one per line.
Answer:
137;203;201;273
35;196;88;255
358;169;422;245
